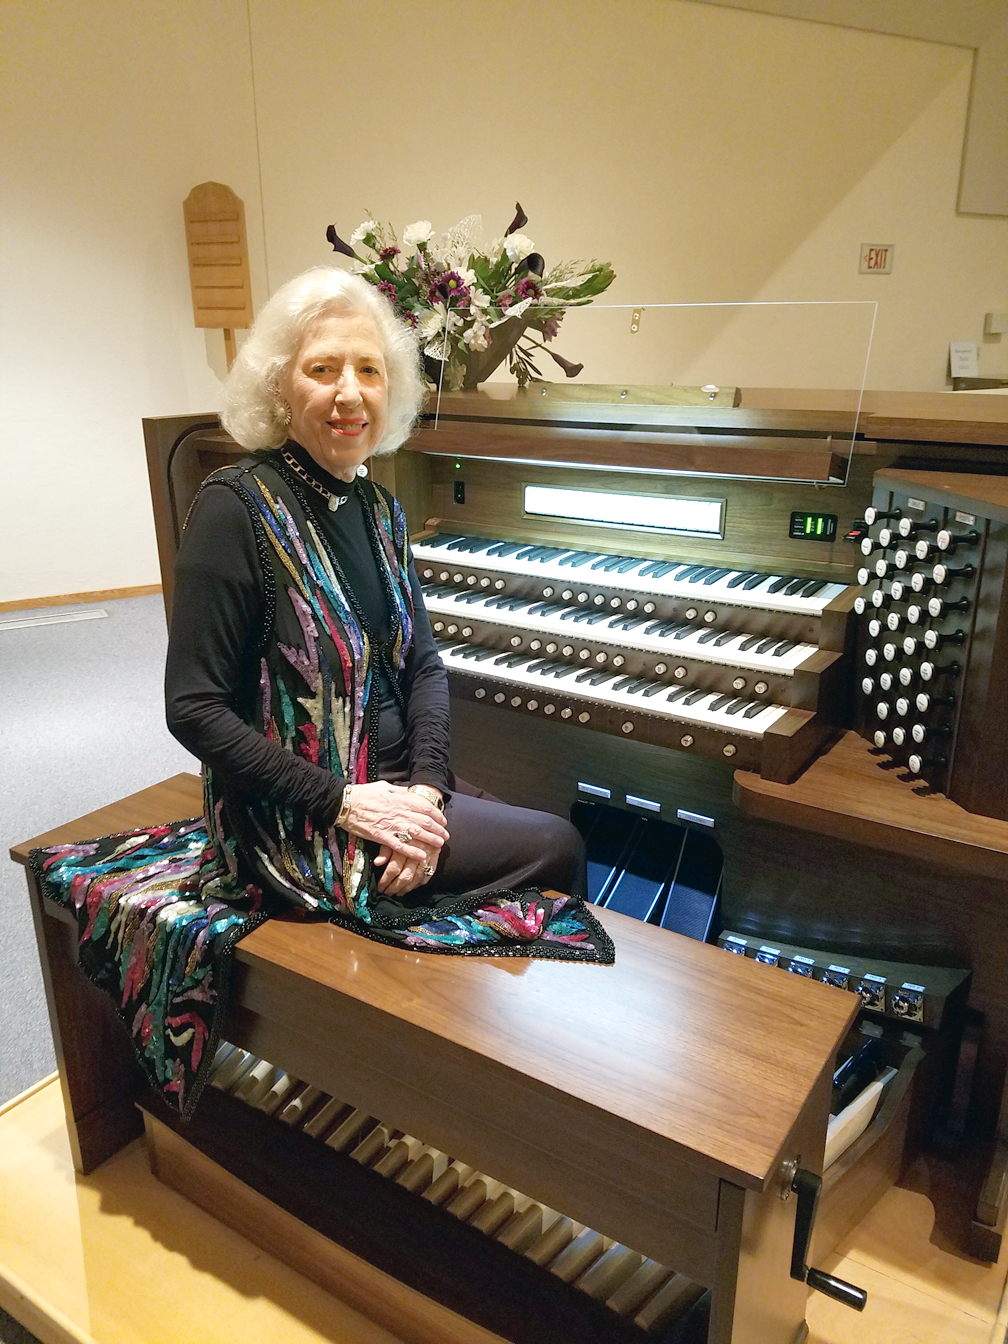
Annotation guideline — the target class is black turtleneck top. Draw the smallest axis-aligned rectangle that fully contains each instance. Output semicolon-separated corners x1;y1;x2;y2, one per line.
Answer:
164;444;449;826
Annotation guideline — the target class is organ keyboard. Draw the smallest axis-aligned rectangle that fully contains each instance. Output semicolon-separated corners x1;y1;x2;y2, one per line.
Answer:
415;532;851;781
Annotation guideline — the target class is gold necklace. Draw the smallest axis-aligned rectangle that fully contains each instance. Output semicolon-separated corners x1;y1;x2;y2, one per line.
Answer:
281;450;350;512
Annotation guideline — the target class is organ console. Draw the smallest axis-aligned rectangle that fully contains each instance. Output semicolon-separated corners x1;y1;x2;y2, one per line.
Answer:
14;386;1008;1341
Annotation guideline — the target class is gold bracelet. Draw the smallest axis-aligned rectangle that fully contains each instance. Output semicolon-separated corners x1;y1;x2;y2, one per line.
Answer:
408;783;445;813
335;784;353;829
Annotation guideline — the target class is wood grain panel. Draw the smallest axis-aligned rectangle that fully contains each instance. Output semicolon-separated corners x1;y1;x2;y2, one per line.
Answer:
234;904;855;1193
732;731;1008;880
422;453;880;580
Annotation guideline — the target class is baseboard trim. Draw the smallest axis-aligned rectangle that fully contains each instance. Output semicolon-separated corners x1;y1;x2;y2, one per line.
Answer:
0;584;162;613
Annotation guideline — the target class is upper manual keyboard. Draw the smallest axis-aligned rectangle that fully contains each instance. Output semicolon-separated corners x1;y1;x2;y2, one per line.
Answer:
413;535;847;618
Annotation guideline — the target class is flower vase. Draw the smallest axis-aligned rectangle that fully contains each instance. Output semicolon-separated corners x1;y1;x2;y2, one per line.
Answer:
424;317;529;391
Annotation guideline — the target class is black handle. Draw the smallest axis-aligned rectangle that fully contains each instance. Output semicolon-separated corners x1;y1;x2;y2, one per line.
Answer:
790;1168;867;1312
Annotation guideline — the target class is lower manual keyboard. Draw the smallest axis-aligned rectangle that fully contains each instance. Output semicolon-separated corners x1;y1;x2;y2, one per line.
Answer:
208;1042;710;1338
435;637;814;776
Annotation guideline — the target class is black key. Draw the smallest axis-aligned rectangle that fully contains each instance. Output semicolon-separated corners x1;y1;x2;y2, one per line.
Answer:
752;637;777;654
724;698;748;715
687;567;718;584
625;678;652;693
494;652;527;667
671;564;704;581
713;630;737;647
574;669;596;683
455;591;484;604
485;542;525;557
513;546;546;560
557;551;590;566
535;660;567;675
610;675;638;692
584;610;610;625
458;537;493;553
682;689;708;705
534;548;566;562
696;629;719;645
590;670;621;685
742;573;770;590
526;601;563;617
737;634;762;651
599;556;629;572
428;535;464;548
743;701;767;719
436;641;467;654
559;608;580;621
618;615;654;631
783;577;809;596
469;646;498;662
708;694;734;712
673;625;696;640
636;560;667;577
525;658;556;674
772;641;794;657
572;609;596;624
615;556;647;573
564;553;598;568
552;664;580;679
800;579;828;598
444;537;475;551
767;576;799;594
644;619;669;635
666;685;692;703
460;645;487;660
422;584;455;598
648;563;679;578
702;568;732;586
590;555;622;570
726;571;758;589
641;682;667;698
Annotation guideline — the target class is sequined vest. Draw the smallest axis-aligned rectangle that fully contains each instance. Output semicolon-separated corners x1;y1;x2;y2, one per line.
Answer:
193;453;414;918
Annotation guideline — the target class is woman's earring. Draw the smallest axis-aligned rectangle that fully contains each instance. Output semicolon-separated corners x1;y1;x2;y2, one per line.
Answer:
277;399;292;429
356;463;369;477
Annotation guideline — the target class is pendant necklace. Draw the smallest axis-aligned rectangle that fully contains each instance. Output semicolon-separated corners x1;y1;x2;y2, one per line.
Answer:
281;450;349;512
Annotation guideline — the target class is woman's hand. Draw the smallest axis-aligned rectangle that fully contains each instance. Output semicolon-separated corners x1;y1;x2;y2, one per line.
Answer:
343;781;449;864
373;839;440;897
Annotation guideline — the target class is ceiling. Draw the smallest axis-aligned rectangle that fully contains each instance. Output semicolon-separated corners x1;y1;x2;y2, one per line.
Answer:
688;0;1008;49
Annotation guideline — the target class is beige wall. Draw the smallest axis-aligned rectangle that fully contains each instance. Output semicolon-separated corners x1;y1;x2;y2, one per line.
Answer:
3;0;1007;602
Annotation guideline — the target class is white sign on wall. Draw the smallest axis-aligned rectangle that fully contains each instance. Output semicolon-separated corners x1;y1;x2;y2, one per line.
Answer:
860;244;894;274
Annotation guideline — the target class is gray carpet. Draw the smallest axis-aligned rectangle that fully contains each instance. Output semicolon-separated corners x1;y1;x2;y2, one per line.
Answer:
0;1307;41;1344
0;595;198;1107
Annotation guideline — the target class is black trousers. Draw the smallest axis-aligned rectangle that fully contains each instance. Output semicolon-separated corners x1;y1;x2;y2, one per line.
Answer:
375;769;588;911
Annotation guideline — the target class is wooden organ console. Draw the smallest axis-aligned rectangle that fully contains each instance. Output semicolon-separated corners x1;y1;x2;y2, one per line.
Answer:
14;387;1008;1342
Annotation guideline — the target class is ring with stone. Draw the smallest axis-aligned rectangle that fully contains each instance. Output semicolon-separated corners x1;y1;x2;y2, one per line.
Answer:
396;828;414;844
423;863;435;878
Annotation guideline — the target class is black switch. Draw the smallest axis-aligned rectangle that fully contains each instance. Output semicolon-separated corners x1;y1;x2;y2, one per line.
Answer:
453;480;466;505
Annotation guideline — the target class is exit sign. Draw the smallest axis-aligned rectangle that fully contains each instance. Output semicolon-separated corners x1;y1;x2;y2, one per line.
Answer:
860;243;893;274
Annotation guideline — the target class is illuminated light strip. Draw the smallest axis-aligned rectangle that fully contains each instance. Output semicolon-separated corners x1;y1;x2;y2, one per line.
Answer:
523;484;723;537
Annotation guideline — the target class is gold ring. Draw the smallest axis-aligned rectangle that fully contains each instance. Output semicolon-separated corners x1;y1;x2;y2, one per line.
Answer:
423;864;435;878
396;828;414;844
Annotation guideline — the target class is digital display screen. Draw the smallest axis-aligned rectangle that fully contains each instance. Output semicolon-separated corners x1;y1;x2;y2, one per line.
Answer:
789;511;837;542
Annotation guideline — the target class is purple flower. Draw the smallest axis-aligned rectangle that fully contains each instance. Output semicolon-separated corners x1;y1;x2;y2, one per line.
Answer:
325;225;356;258
380;246;401;261
541;316;560;341
515;276;541;302
505;202;528;236
401;310;418;327
429;270;471;307
499;291;514;311
376;280;398;302
546;349;583;378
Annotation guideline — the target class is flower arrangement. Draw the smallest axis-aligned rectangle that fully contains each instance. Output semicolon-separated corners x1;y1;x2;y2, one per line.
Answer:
326;203;615;390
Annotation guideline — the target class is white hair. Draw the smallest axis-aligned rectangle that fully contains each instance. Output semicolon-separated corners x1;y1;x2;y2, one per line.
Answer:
221;267;426;455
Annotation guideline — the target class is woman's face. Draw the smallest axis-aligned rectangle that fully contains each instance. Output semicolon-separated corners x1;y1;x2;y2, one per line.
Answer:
283;309;389;481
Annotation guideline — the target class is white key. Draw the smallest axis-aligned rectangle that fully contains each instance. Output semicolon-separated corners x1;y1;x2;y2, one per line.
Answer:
424;591;815;677
438;644;787;739
413;538;846;617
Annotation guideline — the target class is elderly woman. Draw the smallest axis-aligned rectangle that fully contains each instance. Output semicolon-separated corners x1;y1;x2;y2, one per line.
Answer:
165;267;588;935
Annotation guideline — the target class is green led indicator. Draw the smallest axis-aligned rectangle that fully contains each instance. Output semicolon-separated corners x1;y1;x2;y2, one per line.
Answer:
817;517;823;535
455;460;462;469
806;517;812;534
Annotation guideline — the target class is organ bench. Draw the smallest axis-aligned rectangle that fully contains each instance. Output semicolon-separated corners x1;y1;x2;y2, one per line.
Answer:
14;773;859;1344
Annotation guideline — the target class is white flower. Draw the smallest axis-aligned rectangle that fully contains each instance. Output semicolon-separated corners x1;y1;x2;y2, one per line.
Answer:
486;237;505;263
403;220;434;249
463;321;490;352
349;220;378;246
503;232;535;263
419;304;446;341
349;260;376;276
469;286;491;311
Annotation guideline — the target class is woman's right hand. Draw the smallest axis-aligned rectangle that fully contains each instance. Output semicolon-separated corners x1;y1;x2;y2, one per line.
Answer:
343;781;449;863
